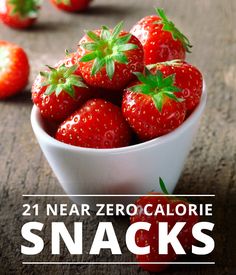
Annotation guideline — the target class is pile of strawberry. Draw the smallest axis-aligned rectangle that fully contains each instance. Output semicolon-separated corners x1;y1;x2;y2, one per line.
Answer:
0;0;92;29
32;8;203;149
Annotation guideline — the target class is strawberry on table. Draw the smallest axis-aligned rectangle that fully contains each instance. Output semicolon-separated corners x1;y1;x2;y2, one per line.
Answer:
56;99;132;149
122;68;186;141
50;0;92;12
32;62;91;122
0;41;29;99
130;8;192;65
0;0;40;29
78;21;144;90
149;60;203;112
130;178;199;272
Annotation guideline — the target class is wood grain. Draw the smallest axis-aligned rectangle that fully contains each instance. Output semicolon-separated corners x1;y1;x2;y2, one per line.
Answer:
0;0;235;274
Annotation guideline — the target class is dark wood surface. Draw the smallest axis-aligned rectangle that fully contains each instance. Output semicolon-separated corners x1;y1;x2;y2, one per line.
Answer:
0;0;235;274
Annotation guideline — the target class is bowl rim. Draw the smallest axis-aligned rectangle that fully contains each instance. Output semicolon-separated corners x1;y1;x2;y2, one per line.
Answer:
31;84;207;155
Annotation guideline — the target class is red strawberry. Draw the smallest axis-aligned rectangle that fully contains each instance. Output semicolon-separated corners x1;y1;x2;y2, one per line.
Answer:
50;0;92;12
122;68;186;141
56;99;132;149
78;21;144;90
130;8;192;65
130;178;199;272
149;60;203;112
0;41;29;99
56;52;124;106
32;61;91;122
0;0;40;29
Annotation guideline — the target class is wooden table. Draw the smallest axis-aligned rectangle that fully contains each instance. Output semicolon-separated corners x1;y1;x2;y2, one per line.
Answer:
0;0;235;274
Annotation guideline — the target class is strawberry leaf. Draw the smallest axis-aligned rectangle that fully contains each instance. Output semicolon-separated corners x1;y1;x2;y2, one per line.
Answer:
79;21;138;80
91;57;105;76
40;71;49;78
80;52;97;62
9;0;40;18
101;26;111;40
115;34;132;45
106;58;115;80
159;177;169;195
45;84;57;96
114;43;138;52
163;92;182;101
155;8;192;53
113;52;128;64
69;75;86;88
81;43;98;51
161;86;181;93
85;30;101;42
153;93;164;112
111;21;124;39
129;84;151;95
64;64;78;78
40;64;87;98
131;68;183;112
55;86;63;97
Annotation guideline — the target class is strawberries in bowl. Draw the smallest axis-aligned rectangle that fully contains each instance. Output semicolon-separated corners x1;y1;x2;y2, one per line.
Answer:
30;9;207;273
31;9;205;151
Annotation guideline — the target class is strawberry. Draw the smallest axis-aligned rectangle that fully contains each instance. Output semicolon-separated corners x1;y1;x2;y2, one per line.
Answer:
0;0;40;29
130;8;192;65
32;61;91;122
0;41;29;99
78;21;144;90
130;178;199;273
56;52;124;106
50;0;92;12
122;68;186;141
56;99;132;149
149;60;203;112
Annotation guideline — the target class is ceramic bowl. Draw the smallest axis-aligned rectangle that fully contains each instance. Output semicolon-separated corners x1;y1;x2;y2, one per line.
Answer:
31;85;206;206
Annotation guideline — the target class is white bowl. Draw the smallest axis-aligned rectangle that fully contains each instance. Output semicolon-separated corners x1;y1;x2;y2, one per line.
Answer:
31;86;206;206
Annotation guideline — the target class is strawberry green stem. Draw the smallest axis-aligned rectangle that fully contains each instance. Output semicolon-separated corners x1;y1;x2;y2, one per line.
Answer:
9;0;40;18
155;8;192;53
130;68;184;112
79;21;138;80
40;64;87;98
159;178;169;195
